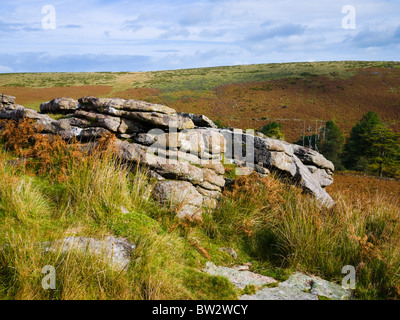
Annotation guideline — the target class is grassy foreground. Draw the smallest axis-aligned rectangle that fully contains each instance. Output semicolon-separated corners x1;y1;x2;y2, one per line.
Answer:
0;119;399;300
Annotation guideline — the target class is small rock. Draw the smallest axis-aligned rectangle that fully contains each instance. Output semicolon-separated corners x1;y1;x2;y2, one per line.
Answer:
204;262;277;289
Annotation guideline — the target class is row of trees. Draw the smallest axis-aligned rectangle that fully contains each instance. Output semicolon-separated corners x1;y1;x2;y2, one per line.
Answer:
260;112;400;177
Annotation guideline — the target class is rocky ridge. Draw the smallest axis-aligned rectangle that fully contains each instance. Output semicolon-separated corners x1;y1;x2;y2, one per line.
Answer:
0;94;335;218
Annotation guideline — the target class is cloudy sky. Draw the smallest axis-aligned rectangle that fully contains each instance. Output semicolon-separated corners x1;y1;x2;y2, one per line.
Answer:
0;0;399;72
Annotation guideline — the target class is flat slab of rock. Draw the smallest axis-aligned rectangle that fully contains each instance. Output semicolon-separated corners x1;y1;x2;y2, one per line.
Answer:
204;262;277;289
240;272;352;300
79;96;176;114
43;236;135;270
40;97;78;114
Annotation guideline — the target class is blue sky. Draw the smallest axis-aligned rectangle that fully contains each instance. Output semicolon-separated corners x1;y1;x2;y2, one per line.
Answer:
0;0;399;72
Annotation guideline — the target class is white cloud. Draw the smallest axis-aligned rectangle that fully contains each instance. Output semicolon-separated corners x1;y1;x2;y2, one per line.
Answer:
0;0;398;72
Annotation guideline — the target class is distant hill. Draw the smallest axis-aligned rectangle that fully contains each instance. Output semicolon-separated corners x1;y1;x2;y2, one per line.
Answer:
1;60;399;142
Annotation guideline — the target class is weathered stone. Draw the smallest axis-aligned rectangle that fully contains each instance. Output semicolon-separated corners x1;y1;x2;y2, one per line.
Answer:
78;96;176;114
202;168;225;188
292;144;335;172
43;236;135;270
264;151;297;176
118;118;149;134
307;166;334;187
199;162;225;175
0;104;64;135
147;130;226;158
152;180;203;219
216;127;334;206
178;112;217;128
78;97;191;130
73;110;121;132
204;262;277;290
40;97;78;114
124;112;194;130
0;104;51;122
198;181;222;192
0;94;16;105
292;155;335;207
116;140;205;184
75;127;111;141
147;170;165;181
254;164;270;178
240;272;352;300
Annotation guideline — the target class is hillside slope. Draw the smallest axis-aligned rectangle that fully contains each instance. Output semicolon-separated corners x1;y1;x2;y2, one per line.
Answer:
1;61;399;142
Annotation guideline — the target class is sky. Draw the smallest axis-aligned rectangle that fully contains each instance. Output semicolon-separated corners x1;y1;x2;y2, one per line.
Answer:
0;0;399;73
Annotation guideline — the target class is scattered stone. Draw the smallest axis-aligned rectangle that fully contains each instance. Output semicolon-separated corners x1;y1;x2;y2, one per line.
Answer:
204;262;277;289
240;272;352;300
43;236;135;270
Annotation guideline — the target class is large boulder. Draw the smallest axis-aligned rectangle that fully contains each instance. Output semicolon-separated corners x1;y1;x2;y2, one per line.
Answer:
40;97;78;114
73;110;121;133
152;180;204;219
292;156;334;207
78;96;176;114
0;94;15;106
178;112;217;128
78;97;194;131
215;127;335;207
292;144;335;173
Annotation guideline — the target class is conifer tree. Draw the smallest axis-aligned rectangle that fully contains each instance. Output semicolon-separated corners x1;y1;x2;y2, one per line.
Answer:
362;124;400;177
343;111;383;170
318;120;344;170
260;121;284;140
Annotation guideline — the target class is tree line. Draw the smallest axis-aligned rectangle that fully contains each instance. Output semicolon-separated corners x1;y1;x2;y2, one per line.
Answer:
260;112;400;178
